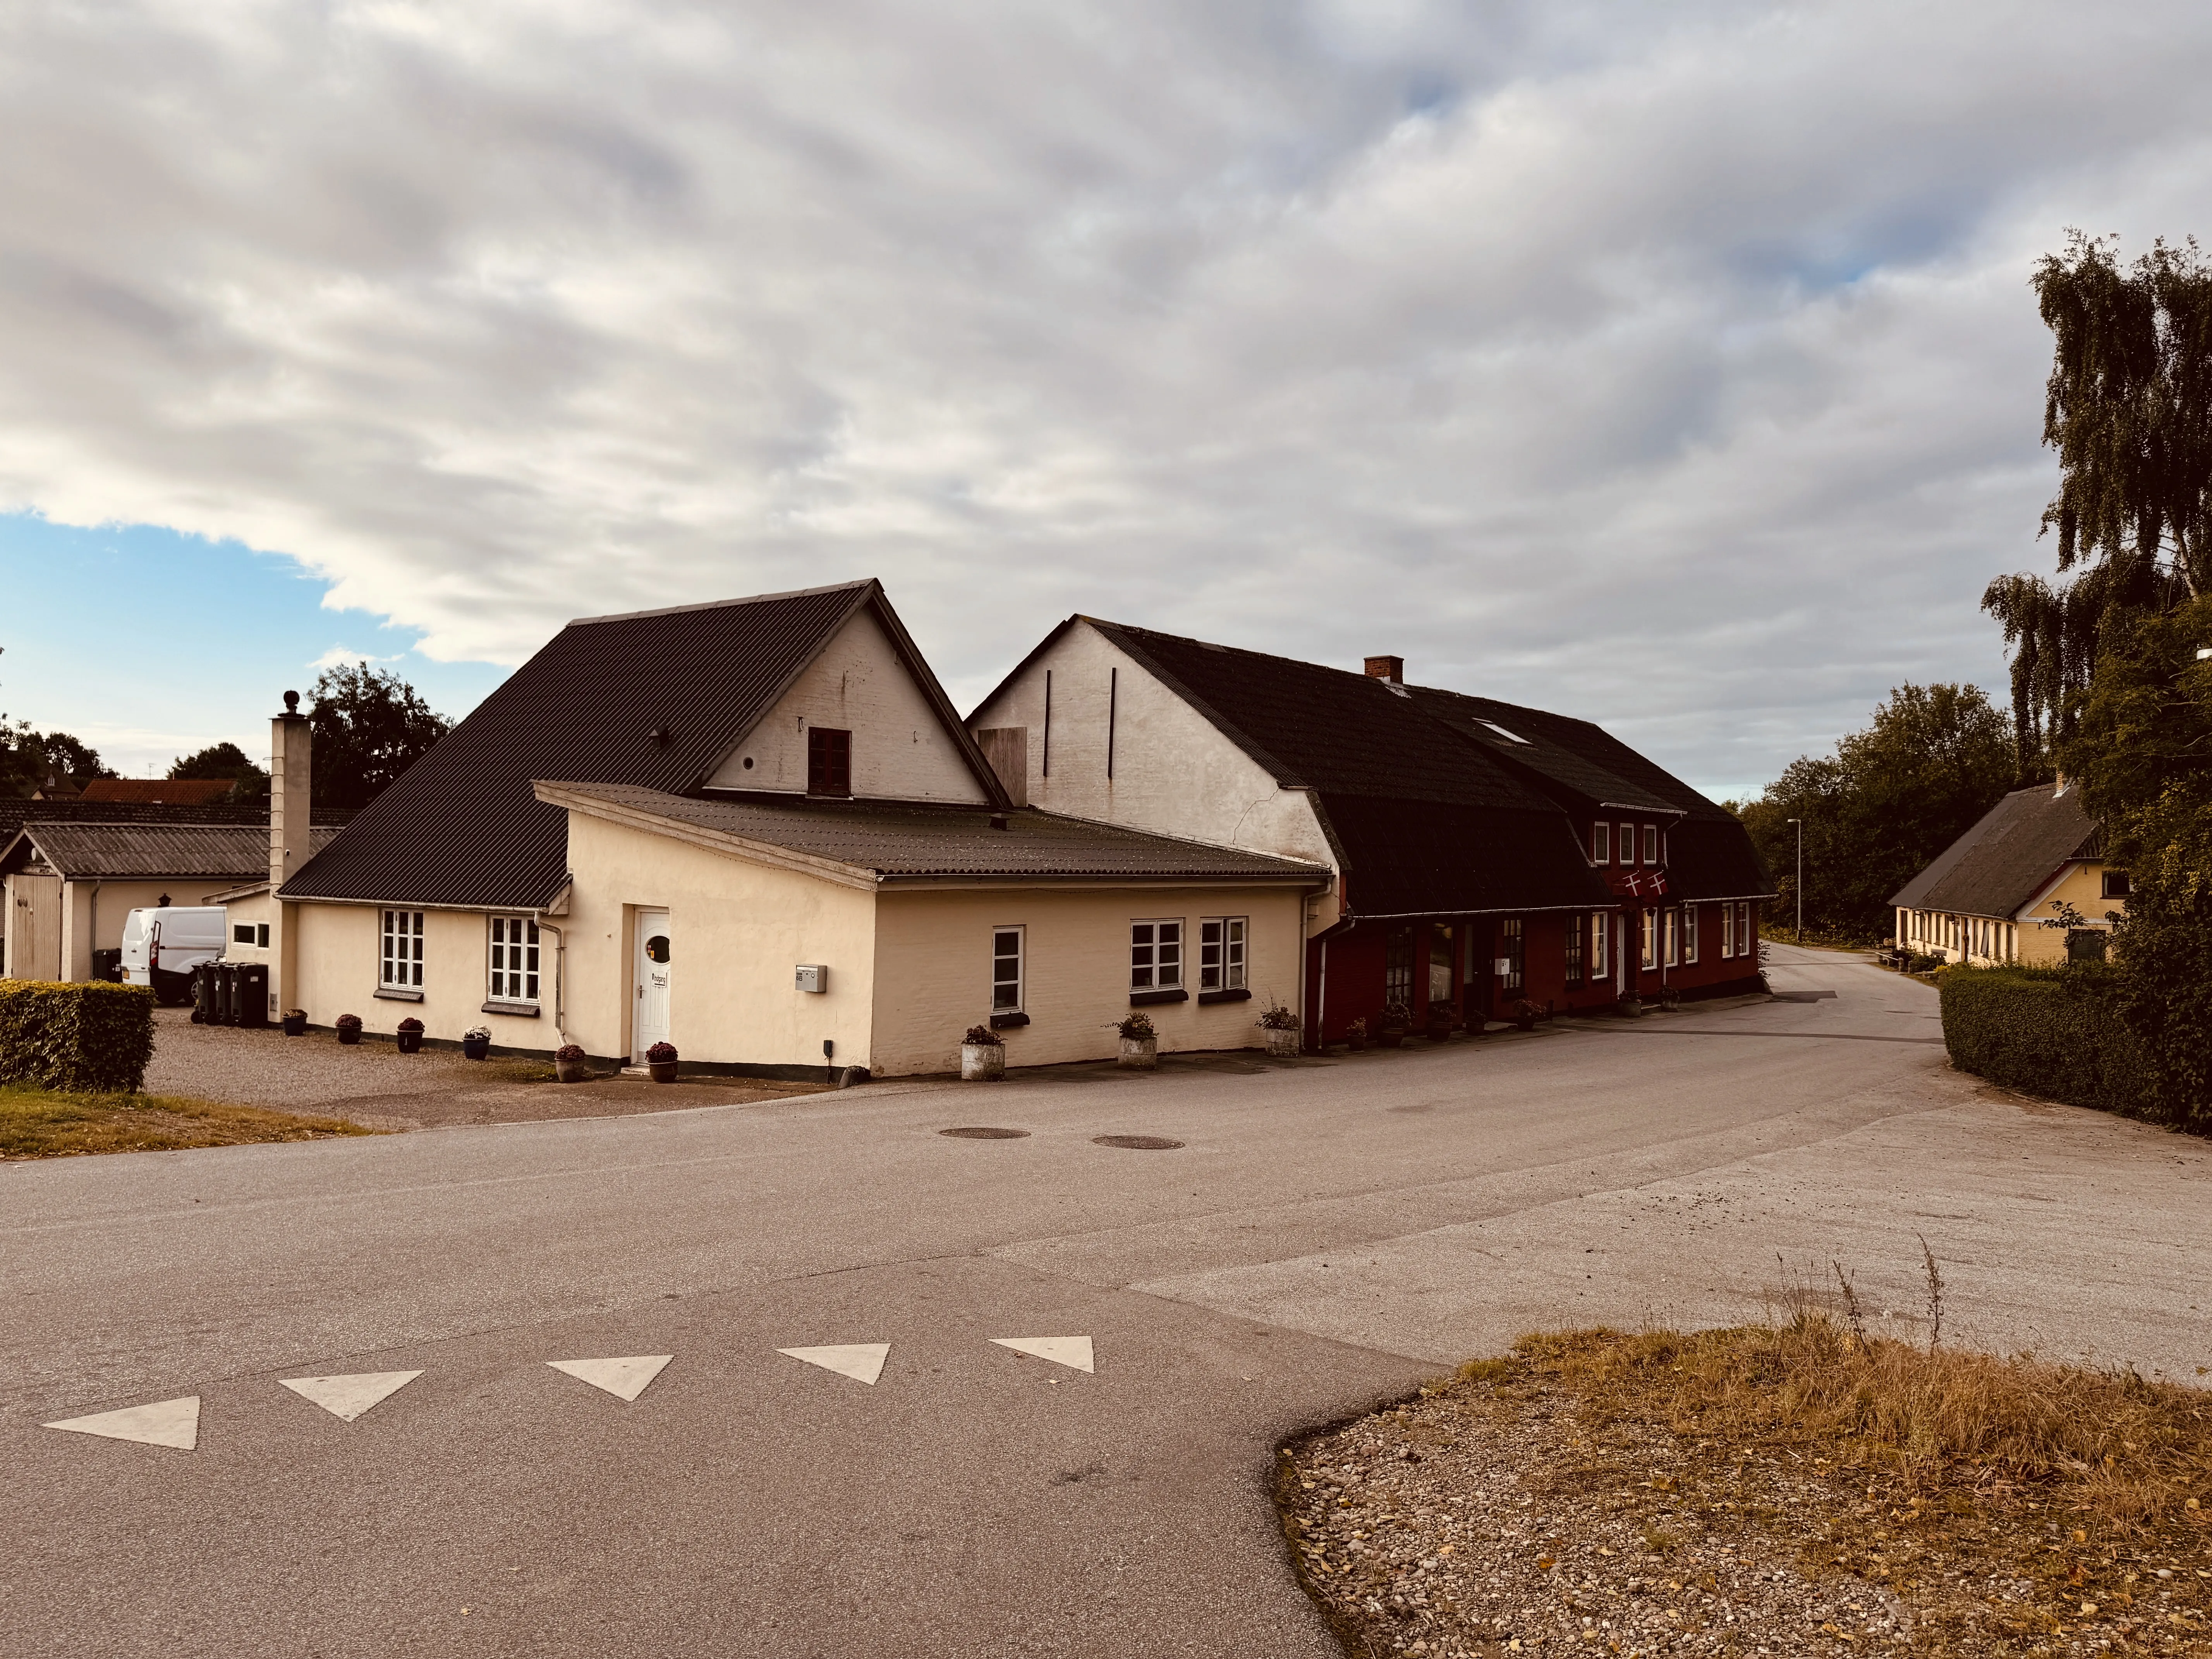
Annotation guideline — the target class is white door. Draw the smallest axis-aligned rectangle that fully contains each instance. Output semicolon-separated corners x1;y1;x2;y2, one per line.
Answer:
633;910;672;1061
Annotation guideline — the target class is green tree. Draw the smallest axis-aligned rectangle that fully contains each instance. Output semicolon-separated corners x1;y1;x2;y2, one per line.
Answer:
0;718;115;797
169;740;270;804
307;663;450;809
1737;684;2015;944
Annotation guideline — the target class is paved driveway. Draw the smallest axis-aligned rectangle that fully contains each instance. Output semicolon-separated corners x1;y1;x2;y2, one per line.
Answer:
4;945;2206;1656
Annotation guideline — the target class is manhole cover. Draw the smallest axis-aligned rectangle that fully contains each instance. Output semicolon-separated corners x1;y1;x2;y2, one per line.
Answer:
939;1126;1030;1139
1092;1134;1184;1151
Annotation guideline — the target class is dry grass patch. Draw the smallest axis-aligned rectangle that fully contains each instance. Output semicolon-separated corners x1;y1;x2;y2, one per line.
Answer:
0;1082;379;1158
1281;1316;2211;1656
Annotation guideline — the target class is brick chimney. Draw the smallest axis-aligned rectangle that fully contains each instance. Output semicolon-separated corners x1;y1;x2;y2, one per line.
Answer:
268;691;312;1019
1364;655;1403;684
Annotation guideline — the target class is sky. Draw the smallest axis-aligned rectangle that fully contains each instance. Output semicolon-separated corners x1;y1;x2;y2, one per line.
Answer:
3;1;2209;799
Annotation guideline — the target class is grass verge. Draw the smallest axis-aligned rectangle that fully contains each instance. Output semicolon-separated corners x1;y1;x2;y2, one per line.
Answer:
0;1082;379;1158
1280;1315;2211;1655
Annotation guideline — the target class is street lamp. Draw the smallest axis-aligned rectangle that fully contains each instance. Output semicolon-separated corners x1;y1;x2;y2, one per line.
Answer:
1785;818;1804;943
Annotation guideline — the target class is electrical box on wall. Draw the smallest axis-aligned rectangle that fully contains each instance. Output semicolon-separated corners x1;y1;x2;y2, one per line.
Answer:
794;964;827;994
1493;957;1513;977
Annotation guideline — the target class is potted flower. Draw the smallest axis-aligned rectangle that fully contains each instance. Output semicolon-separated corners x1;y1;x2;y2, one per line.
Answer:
1255;1001;1301;1059
555;1042;590;1083
646;1040;678;1084
960;1024;1006;1082
1511;997;1542;1033
461;1025;492;1061
282;1008;308;1038
1617;989;1645;1018
1344;1015;1368;1052
396;1016;425;1054
1425;1000;1458;1042
1378;1001;1410;1048
1115;1010;1158;1070
335;1013;363;1046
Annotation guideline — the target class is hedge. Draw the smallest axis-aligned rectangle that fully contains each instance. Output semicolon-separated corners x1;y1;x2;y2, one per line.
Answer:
0;980;157;1093
1939;965;2152;1121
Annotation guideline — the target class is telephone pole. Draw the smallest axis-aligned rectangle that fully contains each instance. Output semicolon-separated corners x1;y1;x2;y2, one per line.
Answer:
1786;817;1803;943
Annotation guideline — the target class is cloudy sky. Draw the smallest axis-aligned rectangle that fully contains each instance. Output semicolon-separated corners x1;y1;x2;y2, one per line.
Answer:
4;0;2208;797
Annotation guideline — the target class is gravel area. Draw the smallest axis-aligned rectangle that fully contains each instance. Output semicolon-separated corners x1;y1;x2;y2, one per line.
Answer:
1279;1360;2210;1657
142;1009;823;1128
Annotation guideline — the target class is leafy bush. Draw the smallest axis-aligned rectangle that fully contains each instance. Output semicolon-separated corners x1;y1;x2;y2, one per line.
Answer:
1256;1001;1300;1030
1940;965;2154;1121
556;1043;585;1061
336;1013;362;1029
1115;1011;1155;1039
0;980;156;1093
397;1016;424;1033
646;1041;677;1063
962;1024;1003;1047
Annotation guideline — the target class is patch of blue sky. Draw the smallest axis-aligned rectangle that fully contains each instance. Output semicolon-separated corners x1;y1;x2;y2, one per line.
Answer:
0;514;507;778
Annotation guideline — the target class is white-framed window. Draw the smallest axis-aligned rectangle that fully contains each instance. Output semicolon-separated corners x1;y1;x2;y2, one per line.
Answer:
1643;824;1659;864
380;909;424;990
992;926;1025;1013
1592;912;1609;977
1130;919;1183;991
1681;904;1699;965
1199;917;1246;992
488;915;540;1003
1619;822;1635;865
1738;901;1756;954
1590;822;1610;864
1663;907;1679;967
1640;908;1658;970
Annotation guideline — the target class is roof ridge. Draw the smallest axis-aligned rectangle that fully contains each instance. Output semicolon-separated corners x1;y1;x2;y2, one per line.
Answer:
568;578;876;628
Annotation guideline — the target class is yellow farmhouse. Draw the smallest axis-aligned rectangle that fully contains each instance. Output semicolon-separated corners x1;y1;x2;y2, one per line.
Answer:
1888;780;2126;968
272;581;1326;1078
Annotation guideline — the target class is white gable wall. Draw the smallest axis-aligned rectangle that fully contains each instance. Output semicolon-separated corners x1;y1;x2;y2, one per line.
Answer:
970;620;1340;928
707;606;991;802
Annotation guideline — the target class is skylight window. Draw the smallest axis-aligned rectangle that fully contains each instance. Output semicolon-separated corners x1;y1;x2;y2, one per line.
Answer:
1478;720;1529;744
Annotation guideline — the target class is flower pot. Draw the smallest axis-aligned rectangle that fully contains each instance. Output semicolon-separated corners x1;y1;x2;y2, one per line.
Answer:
1378;1027;1406;1049
1425;1020;1455;1043
648;1059;678;1084
1262;1026;1300;1059
1617;994;1644;1019
396;1030;423;1055
960;1042;1006;1082
555;1056;590;1083
1118;1035;1158;1070
1516;1014;1537;1033
462;1035;491;1061
282;1012;307;1038
337;1025;361;1046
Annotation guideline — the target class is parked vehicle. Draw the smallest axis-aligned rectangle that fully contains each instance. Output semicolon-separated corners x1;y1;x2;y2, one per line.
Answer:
119;907;227;1006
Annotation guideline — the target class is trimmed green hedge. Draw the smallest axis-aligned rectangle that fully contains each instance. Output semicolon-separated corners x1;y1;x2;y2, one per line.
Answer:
1939;965;2152;1120
0;980;157;1093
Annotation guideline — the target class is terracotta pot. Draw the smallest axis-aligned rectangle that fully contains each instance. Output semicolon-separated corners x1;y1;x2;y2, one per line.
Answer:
396;1030;422;1055
1378;1027;1406;1049
1261;1026;1300;1058
648;1059;678;1084
555;1056;589;1083
960;1042;1006;1081
1118;1035;1158;1070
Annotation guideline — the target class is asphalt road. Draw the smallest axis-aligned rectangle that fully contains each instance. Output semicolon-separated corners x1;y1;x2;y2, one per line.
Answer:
4;944;2207;1656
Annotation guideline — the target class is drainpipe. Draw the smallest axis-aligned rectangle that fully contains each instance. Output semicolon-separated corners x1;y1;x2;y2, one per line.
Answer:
88;879;100;982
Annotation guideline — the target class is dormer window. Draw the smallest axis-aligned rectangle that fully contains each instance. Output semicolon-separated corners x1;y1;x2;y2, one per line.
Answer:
806;727;852;797
1590;822;1609;864
1643;824;1659;864
1618;822;1635;865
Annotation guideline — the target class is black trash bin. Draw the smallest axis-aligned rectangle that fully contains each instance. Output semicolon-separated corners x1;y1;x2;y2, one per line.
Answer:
191;963;216;1024
208;962;234;1027
234;963;270;1028
90;947;123;984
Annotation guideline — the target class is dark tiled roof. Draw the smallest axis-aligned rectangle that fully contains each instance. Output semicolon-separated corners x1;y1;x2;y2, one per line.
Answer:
1889;785;2100;918
0;823;338;880
0;799;349;838
79;778;237;804
1315;795;1613;915
283;581;1010;909
540;783;1327;881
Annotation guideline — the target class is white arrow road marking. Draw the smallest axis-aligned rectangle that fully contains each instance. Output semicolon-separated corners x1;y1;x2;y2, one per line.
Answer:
546;1355;673;1402
43;1396;201;1451
778;1344;890;1386
279;1370;424;1422
991;1336;1095;1374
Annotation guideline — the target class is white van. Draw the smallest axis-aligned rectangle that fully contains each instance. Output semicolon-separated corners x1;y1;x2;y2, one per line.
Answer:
120;907;227;1006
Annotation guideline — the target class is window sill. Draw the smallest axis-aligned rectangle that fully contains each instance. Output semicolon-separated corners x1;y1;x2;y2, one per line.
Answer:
1196;987;1251;1005
373;987;425;1003
1128;988;1188;1006
988;1010;1030;1029
481;1000;541;1018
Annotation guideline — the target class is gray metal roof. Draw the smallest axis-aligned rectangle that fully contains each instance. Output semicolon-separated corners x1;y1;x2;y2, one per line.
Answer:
1887;785;2101;918
0;823;337;881
539;782;1329;883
